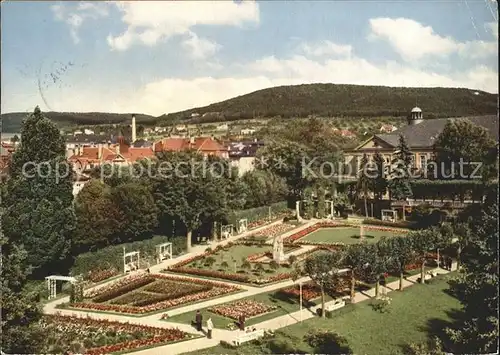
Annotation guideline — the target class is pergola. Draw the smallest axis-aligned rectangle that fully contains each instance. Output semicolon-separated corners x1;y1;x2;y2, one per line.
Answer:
381;209;398;222
156;242;172;263
325;200;334;219
45;275;76;300
238;219;248;234
221;224;234;239
123;249;140;273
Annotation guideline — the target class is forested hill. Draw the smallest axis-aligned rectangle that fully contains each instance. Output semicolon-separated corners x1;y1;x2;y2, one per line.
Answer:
0;111;155;132
1;84;497;132
158;84;498;124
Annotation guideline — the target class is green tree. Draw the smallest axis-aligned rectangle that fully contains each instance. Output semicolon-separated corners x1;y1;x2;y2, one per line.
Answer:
111;182;158;242
386;236;414;290
241;169;288;208
409;228;437;284
369;151;388;205
304;251;343;318
356;154;370;218
451;221;472;271
433;119;497;180
3;107;75;276
447;199;498;353
343;243;371;302
73;179;122;250
388;135;413;220
0;235;46;353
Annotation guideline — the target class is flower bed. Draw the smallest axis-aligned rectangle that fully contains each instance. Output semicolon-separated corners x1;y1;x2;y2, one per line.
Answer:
251;223;297;239
280;282;322;301
72;274;240;314
92;276;155;303
284;223;409;244
41;314;191;354
168;267;251;283
209;300;277;320
86;268;120;283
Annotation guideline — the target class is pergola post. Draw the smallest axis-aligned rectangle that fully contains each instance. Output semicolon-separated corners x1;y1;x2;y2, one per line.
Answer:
296;201;302;222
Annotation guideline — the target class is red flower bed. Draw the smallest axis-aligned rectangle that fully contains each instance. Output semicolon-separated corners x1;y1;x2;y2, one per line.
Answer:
405;263;420;271
209;300;277;320
74;274;240;314
86;268;119;283
280;283;322;301
246;251;271;262
42;314;190;354
169;267;251;283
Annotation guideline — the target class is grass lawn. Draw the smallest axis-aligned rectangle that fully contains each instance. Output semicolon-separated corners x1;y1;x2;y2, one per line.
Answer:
181;273;460;355
302;227;407;245
179;244;299;282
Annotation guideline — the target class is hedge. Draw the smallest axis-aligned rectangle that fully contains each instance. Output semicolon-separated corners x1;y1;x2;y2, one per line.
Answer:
410;179;495;202
71;235;186;278
362;218;417;229
228;201;289;225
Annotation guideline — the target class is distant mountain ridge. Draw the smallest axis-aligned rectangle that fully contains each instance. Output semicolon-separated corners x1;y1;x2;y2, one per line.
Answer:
157;84;498;124
0;111;155;133
1;84;497;132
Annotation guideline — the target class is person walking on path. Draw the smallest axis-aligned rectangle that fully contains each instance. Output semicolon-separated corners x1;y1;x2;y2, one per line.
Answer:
195;310;203;332
447;256;453;271
238;314;245;331
206;318;214;339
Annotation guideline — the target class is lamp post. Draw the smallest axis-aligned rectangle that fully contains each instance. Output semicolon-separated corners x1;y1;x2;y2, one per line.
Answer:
299;280;303;322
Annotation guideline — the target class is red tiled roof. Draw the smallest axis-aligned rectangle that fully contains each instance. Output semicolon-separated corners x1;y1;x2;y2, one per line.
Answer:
155;137;225;153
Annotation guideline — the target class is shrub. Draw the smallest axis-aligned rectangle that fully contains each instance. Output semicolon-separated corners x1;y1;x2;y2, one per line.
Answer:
204;257;216;267
304;330;352;354
71;235;185;278
288;255;298;265
269;260;279;270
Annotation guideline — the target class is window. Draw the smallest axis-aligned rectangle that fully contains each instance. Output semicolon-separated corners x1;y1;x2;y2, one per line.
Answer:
419;155;427;169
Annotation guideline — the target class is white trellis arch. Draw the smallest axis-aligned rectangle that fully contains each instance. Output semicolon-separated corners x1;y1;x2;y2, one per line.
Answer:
156;242;172;263
123;249;140;273
45;275;76;300
381;209;398;222
221;224;234;239
238;219;248;234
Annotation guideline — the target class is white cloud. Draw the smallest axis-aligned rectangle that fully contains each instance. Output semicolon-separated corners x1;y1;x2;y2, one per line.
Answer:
369;17;497;61
485;21;498;39
182;32;221;60
51;2;109;44
300;40;353;58
15;49;496;116
107;1;259;51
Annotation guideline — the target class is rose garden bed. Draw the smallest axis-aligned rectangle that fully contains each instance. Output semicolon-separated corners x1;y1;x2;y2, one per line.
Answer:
68;273;241;315
208;300;278;320
41;314;193;354
284;223;409;245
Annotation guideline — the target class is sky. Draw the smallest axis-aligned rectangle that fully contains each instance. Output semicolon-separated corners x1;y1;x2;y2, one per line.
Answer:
1;0;498;116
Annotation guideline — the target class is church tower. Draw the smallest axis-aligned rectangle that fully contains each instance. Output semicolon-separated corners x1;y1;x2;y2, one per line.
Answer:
408;106;424;125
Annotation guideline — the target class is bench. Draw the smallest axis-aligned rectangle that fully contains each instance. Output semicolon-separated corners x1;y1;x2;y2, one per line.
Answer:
234;329;264;346
325;299;346;312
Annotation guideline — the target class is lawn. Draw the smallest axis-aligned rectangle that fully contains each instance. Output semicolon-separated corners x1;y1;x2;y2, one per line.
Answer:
167;244;301;285
180;273;460;355
302;227;406;245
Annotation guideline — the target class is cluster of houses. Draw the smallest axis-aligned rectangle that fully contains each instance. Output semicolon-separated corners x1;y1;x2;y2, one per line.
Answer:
67;118;265;195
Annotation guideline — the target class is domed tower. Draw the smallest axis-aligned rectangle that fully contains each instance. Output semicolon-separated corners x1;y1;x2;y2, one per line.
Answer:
408;106;424;125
